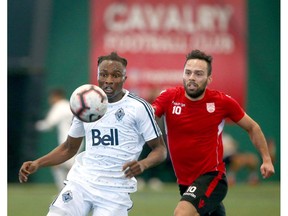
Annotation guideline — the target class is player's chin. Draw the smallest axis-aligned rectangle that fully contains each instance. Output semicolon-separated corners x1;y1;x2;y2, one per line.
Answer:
185;88;196;95
105;92;115;99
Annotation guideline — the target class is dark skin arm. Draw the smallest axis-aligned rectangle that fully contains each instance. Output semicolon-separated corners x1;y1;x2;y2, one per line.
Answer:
18;136;83;183
122;136;167;178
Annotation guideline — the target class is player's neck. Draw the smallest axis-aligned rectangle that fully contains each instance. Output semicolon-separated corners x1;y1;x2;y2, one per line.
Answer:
108;90;126;103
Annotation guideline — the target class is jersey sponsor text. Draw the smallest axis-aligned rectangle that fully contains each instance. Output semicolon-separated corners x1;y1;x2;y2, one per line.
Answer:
92;129;119;146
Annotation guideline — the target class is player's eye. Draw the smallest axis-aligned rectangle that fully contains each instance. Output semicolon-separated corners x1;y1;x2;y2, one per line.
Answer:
195;72;204;76
185;71;191;76
113;74;121;78
99;73;108;77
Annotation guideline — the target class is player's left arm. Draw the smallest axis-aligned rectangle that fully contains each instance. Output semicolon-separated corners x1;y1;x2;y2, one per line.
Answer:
123;136;167;178
236;113;275;179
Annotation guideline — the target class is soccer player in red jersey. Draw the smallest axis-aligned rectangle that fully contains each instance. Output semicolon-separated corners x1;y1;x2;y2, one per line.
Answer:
152;49;275;216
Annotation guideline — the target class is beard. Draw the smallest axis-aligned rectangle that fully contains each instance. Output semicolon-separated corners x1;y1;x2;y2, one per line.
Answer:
183;80;208;99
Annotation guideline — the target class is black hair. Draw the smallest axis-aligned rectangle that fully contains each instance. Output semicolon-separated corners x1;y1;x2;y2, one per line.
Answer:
49;88;66;98
97;51;128;67
185;50;213;76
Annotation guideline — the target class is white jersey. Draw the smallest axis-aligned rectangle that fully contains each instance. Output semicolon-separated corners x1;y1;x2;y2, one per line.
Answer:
67;90;162;193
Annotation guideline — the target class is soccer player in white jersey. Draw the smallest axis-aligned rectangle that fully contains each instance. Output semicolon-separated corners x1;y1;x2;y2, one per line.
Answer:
19;52;167;216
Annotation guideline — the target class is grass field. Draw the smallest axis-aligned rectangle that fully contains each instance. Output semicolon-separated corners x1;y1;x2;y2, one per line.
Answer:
8;182;280;216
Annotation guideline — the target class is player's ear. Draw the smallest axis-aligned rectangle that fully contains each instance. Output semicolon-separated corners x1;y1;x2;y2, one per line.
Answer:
208;76;212;84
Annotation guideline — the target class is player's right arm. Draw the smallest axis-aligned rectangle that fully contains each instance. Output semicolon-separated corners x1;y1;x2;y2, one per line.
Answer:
18;136;83;183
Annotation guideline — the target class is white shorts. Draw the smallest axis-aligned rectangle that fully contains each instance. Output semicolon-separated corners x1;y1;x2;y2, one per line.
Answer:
47;181;133;216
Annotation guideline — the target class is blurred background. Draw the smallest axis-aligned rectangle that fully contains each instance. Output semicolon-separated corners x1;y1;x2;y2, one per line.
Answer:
8;0;280;186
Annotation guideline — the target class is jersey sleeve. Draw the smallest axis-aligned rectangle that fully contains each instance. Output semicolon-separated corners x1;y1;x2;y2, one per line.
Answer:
152;88;173;118
136;101;162;142
223;94;245;122
68;116;85;138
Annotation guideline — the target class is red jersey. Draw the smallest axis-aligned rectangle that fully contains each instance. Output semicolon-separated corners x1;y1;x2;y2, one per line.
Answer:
152;87;245;185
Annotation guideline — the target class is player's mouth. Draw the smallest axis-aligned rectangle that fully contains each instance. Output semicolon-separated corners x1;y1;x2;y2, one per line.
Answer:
102;86;114;94
187;82;198;91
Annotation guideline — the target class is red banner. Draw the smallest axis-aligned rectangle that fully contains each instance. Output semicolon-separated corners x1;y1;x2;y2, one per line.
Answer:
90;0;247;106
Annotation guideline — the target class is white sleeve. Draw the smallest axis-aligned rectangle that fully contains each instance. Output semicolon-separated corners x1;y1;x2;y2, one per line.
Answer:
136;102;162;142
68;117;85;138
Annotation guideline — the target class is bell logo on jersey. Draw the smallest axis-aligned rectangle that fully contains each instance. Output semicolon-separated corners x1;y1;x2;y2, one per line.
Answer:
92;129;119;146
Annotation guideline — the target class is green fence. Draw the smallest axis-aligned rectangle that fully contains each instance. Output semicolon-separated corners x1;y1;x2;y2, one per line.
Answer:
8;0;280;183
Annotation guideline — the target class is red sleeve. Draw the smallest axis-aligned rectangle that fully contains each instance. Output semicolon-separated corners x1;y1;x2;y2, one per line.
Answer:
152;89;173;118
224;93;245;122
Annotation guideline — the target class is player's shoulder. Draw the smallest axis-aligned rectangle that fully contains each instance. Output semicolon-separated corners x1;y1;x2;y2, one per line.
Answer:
159;86;184;96
206;89;233;100
127;92;152;109
206;89;240;109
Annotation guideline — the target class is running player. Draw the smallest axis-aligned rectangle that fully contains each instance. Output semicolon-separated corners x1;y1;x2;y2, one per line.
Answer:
152;49;275;216
19;52;167;216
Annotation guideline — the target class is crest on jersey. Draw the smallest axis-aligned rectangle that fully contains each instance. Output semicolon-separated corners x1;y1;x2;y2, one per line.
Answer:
115;108;125;121
206;103;215;113
62;190;73;203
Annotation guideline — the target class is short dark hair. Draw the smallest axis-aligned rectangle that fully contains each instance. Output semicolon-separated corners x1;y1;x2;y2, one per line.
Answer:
49;88;66;98
97;52;128;67
185;50;213;76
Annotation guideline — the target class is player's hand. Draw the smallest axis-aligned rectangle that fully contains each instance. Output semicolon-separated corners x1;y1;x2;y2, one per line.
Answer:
18;161;39;183
122;160;145;178
260;161;275;179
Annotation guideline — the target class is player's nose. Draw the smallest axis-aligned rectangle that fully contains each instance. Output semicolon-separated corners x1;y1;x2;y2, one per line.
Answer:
104;74;114;83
